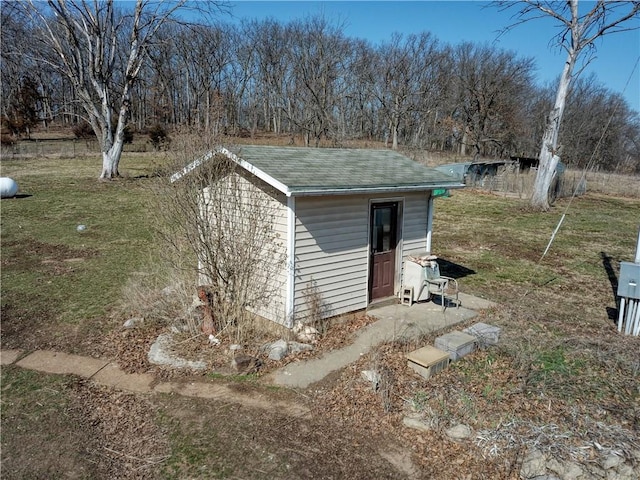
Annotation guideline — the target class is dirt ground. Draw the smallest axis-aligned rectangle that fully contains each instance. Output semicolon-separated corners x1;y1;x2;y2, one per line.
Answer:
0;305;549;479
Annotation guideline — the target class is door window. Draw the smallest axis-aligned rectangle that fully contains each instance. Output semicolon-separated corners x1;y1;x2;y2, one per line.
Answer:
372;205;396;253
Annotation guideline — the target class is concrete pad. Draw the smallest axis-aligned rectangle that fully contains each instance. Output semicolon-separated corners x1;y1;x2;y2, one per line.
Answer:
270;301;478;389
458;292;497;310
1;349;23;365
15;350;109;378
92;362;155;393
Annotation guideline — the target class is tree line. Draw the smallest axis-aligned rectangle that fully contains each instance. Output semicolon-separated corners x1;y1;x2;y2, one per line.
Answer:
2;6;639;173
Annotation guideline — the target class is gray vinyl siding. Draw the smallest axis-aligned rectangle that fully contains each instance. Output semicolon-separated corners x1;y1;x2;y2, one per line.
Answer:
293;195;370;320
202;172;288;324
401;191;430;258
292;191;431;321
400;192;430;285
241;173;289;324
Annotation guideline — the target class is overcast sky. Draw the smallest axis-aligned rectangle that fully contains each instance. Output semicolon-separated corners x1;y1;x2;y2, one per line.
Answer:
228;1;640;112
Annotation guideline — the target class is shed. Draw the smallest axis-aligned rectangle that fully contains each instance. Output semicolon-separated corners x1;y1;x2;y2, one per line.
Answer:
173;145;464;327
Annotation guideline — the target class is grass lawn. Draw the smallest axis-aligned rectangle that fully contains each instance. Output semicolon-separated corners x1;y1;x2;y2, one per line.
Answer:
1;150;639;478
1;153;160;353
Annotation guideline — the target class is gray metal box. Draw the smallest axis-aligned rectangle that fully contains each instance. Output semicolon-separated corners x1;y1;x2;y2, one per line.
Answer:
434;331;477;361
618;262;640;300
463;322;501;346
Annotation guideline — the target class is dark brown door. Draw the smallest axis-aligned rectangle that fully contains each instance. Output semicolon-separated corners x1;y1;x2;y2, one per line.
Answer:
369;203;398;301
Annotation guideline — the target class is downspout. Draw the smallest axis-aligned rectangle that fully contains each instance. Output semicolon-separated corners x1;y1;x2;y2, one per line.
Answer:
285;196;296;328
426;193;434;253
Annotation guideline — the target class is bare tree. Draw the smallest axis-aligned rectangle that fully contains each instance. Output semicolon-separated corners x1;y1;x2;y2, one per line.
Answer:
287;16;350;146
499;0;640;209
22;0;224;179
155;135;287;339
452;42;535;158
371;33;439;150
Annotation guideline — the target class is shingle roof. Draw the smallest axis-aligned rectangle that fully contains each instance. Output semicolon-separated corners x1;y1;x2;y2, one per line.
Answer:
173;145;464;196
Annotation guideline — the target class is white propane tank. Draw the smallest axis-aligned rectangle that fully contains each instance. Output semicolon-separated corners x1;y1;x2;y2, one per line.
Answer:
0;177;18;198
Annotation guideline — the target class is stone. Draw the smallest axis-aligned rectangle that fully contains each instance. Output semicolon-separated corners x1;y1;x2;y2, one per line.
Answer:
402;415;431;433
123;317;144;329
603;453;624;470
521;449;548;479
267;339;289;361
148;333;207;370
610;463;637;480
445;424;472;441
229;344;242;352
288;341;314;354
361;369;381;390
546;458;583;480
293;321;319;343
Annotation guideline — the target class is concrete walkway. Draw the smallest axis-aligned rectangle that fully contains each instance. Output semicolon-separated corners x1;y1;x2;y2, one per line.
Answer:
1;348;310;416
269;292;495;388
1;293;495;399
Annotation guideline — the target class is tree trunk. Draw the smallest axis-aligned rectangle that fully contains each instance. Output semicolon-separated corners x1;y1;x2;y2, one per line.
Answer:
530;48;576;210
99;103;128;179
392;96;400;150
100;149;121;179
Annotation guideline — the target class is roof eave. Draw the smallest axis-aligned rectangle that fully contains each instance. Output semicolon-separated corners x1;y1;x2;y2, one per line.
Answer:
289;183;465;197
170;146;293;196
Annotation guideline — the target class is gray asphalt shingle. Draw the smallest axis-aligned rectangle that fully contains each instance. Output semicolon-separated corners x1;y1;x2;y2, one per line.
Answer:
229;145;461;194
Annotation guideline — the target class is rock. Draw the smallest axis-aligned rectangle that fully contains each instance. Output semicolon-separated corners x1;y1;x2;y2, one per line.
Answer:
402;415;431;433
293;321;319;343
445;424;472;441
231;355;260;373
267;339;288;361
208;334;221;345
123;317;144;329
546;458;583;480
584;465;606;479
521;449;548;479
288;341;314;354
76;224;86;232
148;333;207;370
603;453;624;470
361;369;381;390
229;344;242;352
612;463;637;480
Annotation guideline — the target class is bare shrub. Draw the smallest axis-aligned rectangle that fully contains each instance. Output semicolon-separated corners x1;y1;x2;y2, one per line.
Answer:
297;280;332;335
151;132;287;343
117;263;200;333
